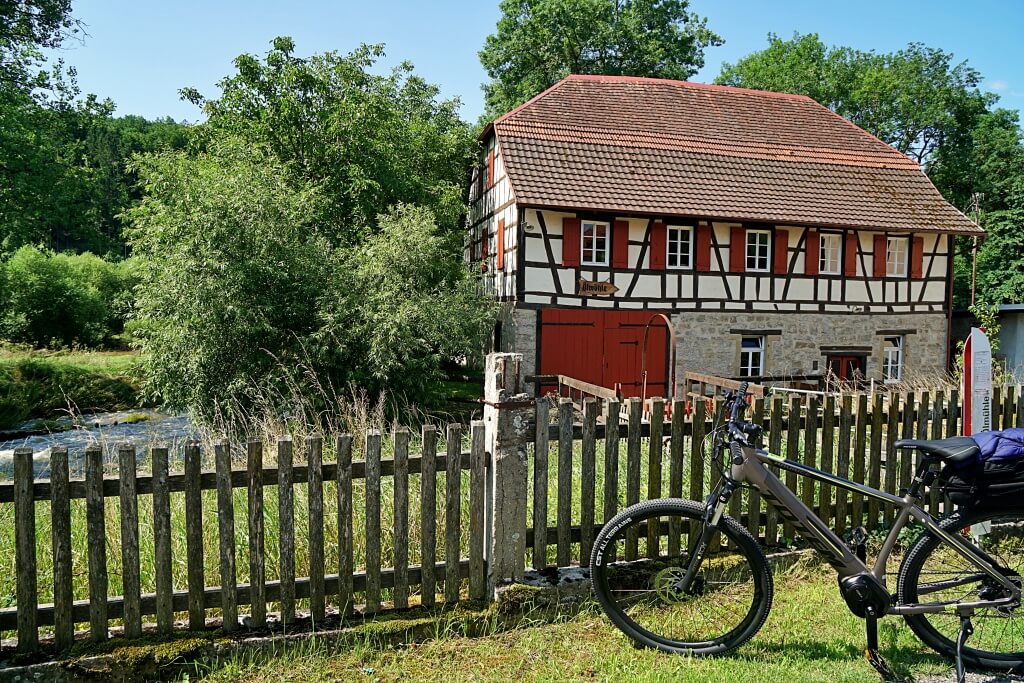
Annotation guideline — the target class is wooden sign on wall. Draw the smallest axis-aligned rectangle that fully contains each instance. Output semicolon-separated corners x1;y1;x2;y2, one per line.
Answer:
577;279;619;297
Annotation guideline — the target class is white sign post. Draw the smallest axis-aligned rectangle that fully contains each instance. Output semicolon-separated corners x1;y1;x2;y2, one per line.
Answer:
962;327;993;436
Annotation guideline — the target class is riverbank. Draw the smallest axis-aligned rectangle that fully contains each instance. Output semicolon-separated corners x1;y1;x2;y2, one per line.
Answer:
0;349;145;430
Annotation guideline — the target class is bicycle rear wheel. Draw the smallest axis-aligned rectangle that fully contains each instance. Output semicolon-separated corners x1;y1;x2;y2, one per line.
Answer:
898;508;1024;672
589;498;773;655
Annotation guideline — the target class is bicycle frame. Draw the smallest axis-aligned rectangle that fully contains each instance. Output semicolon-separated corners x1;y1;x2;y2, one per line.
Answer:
717;442;1022;616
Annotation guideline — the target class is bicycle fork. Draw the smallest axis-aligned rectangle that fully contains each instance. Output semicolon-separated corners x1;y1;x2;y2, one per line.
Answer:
673;481;736;594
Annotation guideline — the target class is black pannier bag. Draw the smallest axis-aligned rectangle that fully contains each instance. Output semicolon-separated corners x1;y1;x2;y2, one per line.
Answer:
938;428;1024;508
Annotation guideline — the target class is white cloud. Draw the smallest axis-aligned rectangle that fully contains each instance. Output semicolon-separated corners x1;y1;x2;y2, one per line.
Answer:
989;79;1009;91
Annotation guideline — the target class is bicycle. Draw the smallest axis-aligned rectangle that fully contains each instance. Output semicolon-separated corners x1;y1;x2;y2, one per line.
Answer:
590;383;1024;682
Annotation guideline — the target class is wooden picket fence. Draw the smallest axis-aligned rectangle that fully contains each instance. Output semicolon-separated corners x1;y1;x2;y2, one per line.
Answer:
3;380;1022;655
526;385;1024;568
1;424;488;653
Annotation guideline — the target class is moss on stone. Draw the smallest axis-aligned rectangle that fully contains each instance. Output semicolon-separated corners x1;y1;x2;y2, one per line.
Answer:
494;583;543;616
63;633;212;674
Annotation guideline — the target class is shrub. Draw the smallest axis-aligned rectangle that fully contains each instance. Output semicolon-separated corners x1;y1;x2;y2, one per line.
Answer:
128;141;494;415
0;245;138;349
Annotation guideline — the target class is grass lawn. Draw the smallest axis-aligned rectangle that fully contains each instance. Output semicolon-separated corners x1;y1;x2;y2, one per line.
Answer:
190;560;957;683
0;348;139;375
0;348;144;429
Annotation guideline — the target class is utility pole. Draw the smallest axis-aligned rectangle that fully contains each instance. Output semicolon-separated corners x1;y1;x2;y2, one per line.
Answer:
969;193;984;307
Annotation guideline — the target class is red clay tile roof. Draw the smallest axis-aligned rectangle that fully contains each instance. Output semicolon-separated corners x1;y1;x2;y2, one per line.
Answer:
491;75;982;235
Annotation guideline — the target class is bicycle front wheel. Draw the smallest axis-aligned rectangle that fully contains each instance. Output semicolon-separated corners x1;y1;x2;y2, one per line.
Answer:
898;507;1024;672
589;498;773;655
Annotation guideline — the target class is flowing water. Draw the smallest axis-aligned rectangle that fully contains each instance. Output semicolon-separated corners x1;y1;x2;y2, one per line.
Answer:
0;410;198;478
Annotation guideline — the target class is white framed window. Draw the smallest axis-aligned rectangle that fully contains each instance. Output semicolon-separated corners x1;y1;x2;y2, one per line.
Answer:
886;236;909;277
740;336;765;378
819;233;841;274
581;220;609;266
746;230;771;272
882;336;904;383
667;226;693;268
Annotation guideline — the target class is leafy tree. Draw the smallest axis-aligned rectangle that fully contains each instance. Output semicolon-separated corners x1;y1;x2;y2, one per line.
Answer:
317;204;496;402
718;33;1024;307
479;0;722;119
716;33;990;168
128;140;329;409
973;207;1024;305
128;139;493;412
181;38;474;239
0;245;137;347
0;0;78;88
0;0;187;255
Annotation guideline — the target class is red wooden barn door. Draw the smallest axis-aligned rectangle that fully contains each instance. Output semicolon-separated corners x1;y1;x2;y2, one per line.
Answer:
539;309;669;398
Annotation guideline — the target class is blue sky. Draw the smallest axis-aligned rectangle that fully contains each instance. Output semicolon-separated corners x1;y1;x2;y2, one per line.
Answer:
53;0;1023;123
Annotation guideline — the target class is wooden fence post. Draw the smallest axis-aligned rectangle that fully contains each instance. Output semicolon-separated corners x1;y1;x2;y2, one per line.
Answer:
14;447;37;652
184;441;204;630
118;444;142;638
214;442;237;633
50;446;73;650
484;352;532;596
86;445;107;641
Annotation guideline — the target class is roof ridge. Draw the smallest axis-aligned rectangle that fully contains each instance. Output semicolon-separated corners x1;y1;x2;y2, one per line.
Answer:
562;74;818;102
496;119;916;163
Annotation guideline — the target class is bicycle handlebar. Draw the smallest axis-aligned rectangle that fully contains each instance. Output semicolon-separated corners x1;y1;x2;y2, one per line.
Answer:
726;382;762;445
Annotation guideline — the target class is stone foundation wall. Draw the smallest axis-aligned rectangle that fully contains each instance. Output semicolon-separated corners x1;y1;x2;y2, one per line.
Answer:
671;310;950;384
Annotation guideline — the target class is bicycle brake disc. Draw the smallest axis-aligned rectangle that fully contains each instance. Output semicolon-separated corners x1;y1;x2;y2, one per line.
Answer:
654;567;693;604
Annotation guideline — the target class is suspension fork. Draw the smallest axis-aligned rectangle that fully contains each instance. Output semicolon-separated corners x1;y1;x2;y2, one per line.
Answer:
675;478;737;592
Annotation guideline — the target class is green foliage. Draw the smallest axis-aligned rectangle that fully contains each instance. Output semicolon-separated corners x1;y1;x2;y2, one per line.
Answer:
0;245;138;348
718;33;1024;308
975;208;1024;305
128;139;328;410
128;135;494;414
0;0;78;89
317;204;497;402
183;38;474;237
0;1;188;255
716;33;990;167
479;0;722;119
0;354;141;428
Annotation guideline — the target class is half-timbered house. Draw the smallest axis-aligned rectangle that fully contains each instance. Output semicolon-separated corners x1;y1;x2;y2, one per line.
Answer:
466;74;983;397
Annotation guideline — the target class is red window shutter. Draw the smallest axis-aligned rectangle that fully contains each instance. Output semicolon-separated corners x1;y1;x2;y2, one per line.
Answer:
911;236;924;278
496;219;505;270
695;224;712;272
612;220;630;269
649;222;666;270
561;217;580;267
804;230;819;276
844;232;858;277
481;227;488;260
873;234;887;278
729;226;745;273
774;229;789;274
486;150;495;188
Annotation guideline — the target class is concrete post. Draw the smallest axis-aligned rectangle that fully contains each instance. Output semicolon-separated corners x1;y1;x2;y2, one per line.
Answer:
483;353;533;595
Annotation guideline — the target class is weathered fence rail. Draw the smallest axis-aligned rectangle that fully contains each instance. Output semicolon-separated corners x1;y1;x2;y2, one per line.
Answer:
525;383;1024;568
1;353;1021;656
2;424;487;652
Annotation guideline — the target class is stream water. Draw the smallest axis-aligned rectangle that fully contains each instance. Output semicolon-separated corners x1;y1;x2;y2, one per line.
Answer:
0;410;198;478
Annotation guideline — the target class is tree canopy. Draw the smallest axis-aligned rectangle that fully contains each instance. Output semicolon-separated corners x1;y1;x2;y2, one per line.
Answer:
716;33;991;167
479;0;722;120
182;37;475;240
0;2;187;255
717;33;1024;306
0;0;78;88
129;40;494;414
